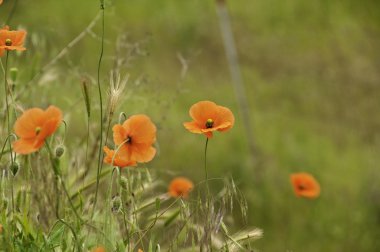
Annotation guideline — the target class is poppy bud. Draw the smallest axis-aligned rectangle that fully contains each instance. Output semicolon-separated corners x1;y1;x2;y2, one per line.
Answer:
120;176;128;190
55;145;65;158
10;68;18;83
9;161;20;176
112;196;122;212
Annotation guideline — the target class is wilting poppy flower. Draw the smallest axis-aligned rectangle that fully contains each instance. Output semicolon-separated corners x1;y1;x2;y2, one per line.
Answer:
0;27;26;56
13;106;62;154
103;114;156;166
168;177;194;198
290;173;320;199
103;146;136;168
183;101;235;138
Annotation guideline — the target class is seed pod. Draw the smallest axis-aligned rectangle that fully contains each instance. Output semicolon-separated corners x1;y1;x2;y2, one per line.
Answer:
9;161;20;176
111;196;122;212
55;145;65;158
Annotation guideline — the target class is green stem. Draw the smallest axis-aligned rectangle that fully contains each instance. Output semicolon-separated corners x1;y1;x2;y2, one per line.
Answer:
118;169;129;247
45;141;83;223
3;51;15;214
93;0;105;217
203;137;213;251
204;137;209;196
3;52;13;163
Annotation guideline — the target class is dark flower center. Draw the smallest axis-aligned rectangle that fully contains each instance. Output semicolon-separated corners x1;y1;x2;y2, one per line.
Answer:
35;127;41;135
205;118;214;128
125;136;132;144
298;184;306;191
5;39;12;46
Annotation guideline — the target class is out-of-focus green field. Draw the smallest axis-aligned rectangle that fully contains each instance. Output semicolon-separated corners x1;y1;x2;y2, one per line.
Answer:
2;0;380;250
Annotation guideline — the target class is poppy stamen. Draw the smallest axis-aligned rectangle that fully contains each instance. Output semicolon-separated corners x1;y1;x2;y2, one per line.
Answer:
5;38;12;46
298;184;305;191
35;127;41;135
125;136;132;144
205;118;214;128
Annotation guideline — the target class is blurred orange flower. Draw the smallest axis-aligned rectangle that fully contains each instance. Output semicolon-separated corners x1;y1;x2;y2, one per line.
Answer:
0;27;26;56
168;177;194;198
91;246;106;252
290;173;320;199
104;114;156;167
0;1;3;6
183;101;234;138
103;146;136;168
13;106;62;154
0;224;3;234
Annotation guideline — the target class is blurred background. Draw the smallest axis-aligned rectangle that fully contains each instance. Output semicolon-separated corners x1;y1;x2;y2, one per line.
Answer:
2;0;380;250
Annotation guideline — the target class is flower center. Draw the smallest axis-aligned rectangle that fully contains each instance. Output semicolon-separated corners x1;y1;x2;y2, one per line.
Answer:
205;119;214;128
125;136;132;144
5;39;12;46
298;184;306;191
35;127;41;135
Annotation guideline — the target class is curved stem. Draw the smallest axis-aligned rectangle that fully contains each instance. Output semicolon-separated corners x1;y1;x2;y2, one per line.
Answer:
93;1;105;217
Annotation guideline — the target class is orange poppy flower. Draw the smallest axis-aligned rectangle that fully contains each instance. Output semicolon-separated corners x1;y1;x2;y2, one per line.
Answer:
290;173;321;199
103;114;156;166
112;114;156;162
0;0;2;5
13;106;62;154
103;146;137;168
183;101;235;138
0;27;26;56
0;26;8;57
168;177;194;198
91;246;106;252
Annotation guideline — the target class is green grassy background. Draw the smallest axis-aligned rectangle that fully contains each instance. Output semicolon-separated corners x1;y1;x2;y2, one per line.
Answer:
2;0;380;250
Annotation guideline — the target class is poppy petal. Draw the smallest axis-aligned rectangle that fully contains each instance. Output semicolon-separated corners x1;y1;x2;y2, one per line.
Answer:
112;124;127;145
14;108;45;139
183;121;202;134
130;144;156;162
124;115;156;144
189;101;219;125
12;138;39;154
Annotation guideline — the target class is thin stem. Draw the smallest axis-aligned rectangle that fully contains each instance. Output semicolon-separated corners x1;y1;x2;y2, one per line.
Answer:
3;51;15;214
3;52;13;163
93;1;105;217
204;137;209;195
45;141;83;223
203;137;213;251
